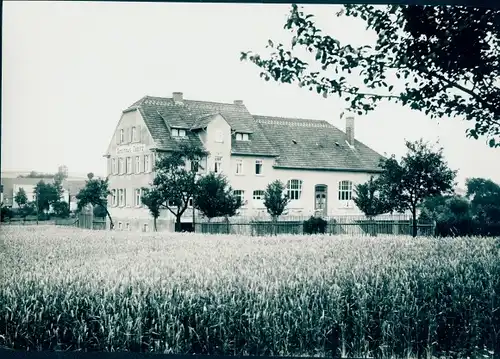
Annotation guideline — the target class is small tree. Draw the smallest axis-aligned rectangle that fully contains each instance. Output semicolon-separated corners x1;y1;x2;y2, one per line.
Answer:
141;187;163;232
354;176;393;219
465;177;500;236
353;175;394;236
76;173;114;229
378;139;456;237
153;143;208;232
52;201;70;218
14;188;28;209
264;180;291;235
34;180;59;215
194;172;242;227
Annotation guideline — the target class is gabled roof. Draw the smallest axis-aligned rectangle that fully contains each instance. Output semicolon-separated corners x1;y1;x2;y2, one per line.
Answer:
127;96;276;156
123;95;384;172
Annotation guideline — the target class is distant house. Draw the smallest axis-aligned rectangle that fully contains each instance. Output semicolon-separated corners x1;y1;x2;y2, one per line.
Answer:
0;175;86;211
104;92;387;232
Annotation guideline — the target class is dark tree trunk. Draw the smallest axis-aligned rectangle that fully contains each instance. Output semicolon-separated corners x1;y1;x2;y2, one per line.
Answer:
411;205;418;238
104;207;114;230
175;216;182;232
153;216;158;232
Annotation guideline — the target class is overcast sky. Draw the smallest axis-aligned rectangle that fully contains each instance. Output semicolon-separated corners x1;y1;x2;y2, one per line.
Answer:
3;1;499;187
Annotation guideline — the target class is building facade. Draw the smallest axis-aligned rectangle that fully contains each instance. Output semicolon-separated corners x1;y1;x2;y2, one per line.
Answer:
104;92;386;231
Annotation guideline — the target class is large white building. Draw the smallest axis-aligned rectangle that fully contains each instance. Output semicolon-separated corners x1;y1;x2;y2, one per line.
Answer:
104;92;386;231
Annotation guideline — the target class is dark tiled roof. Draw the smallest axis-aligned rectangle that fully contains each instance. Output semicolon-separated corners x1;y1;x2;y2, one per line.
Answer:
124;96;384;171
254;115;384;172
129;96;276;156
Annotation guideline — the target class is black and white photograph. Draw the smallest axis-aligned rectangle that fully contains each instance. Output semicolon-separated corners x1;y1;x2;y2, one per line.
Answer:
1;1;499;358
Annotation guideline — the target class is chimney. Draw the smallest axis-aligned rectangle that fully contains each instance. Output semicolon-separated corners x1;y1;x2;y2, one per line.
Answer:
172;92;183;103
345;115;355;146
233;100;244;106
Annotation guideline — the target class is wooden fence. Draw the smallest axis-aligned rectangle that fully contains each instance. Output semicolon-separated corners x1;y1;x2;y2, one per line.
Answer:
55;213;106;230
195;215;435;237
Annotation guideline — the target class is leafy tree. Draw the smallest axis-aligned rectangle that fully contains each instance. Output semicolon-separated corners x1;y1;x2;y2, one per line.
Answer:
19;202;36;222
93;205;107;219
465;177;500;235
263;180;290;235
1;203;13;222
194;172;242;222
53;169;67;201
52;201;70;219
241;5;500;147
353;176;394;219
141;187;163;232
378;139;456;237
420;195;475;237
76;173;114;229
18;171;54;179
264;180;290;221
14;188;28;208
34;180;59;214
152;143;208;232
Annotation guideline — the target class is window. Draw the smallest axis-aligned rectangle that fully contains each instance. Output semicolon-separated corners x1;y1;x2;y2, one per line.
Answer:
112;158;117;174
188;198;193;207
236;133;249;141
120;129;124;143
126;157;132;174
190;160;199;173
124;189;128;206
132;127;137;142
118;158;124;174
112;189;117;206
253;190;265;200
233;190;245;205
255;160;263;175
143;223;148;232
338;180;353;201
118;222;123;230
144;154;150;172
214;156;222;173
215;130;224;143
287;179;303;200
135;189;141;206
172;128;186;137
135;156;140;174
119;189;124;206
126;223;130;231
235;159;243;175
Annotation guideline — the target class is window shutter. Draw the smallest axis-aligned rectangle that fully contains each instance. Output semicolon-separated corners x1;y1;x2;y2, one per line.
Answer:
128;127;132;143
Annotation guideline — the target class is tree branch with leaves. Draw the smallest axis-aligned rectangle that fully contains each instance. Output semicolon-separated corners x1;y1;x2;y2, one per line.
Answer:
241;5;500;147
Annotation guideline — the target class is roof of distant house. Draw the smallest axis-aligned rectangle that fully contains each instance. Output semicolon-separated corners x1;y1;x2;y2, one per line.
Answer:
120;95;385;172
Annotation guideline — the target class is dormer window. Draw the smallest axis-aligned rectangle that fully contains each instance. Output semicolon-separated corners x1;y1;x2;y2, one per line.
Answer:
235;133;249;141
172;128;186;137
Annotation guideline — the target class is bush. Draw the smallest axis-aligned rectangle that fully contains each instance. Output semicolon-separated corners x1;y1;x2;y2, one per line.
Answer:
303;216;327;234
1;205;13;222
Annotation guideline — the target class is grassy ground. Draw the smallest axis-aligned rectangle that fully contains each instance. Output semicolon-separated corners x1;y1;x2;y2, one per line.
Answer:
0;225;499;358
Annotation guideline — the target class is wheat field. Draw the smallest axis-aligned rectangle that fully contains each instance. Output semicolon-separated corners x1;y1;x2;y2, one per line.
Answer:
0;225;499;358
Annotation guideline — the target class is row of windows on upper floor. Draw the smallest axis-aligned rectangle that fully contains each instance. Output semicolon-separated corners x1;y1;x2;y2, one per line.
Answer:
117;126;142;145
116;124;251;145
109;180;354;209
170;128;250;142
108;154;264;176
108;154;153;175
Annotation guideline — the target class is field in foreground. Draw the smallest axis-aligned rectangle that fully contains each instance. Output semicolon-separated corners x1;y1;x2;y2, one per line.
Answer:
0;226;499;358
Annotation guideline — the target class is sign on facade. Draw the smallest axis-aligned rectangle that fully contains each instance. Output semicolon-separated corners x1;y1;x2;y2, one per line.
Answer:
116;144;146;155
